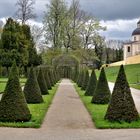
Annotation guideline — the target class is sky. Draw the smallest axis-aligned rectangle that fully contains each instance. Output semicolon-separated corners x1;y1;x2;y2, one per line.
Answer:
0;0;140;40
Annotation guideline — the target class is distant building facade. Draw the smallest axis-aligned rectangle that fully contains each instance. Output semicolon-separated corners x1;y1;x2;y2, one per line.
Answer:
124;20;140;61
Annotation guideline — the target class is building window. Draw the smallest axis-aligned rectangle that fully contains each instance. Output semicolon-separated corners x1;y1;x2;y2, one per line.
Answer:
134;36;136;41
127;46;131;52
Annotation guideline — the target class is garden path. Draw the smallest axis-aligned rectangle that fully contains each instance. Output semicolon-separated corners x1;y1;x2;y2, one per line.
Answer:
0;80;140;140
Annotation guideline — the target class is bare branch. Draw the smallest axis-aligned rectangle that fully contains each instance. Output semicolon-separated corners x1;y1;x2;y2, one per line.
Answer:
15;0;36;24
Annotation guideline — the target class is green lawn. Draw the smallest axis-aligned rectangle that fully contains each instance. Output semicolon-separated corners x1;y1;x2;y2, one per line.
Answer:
0;83;59;128
95;63;140;90
75;84;140;129
0;78;26;83
0;78;26;93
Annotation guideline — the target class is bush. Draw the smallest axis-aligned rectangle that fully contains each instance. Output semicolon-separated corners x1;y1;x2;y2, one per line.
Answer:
44;69;52;90
0;61;31;122
48;70;54;87
105;65;139;122
77;71;81;87
81;70;89;90
79;70;85;87
24;67;43;103
85;69;97;96
91;68;111;104
37;68;49;95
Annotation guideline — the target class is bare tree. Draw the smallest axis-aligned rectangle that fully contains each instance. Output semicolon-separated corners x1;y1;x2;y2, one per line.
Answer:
15;0;36;24
31;25;44;45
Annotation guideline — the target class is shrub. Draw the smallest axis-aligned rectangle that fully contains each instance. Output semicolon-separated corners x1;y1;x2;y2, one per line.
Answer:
85;69;97;96
105;65;139;122
79;70;85;87
81;70;89;90
44;69;52;90
77;71;81;87
37;68;49;95
0;61;31;122
24;66;43;103
49;70;55;87
91;68;111;104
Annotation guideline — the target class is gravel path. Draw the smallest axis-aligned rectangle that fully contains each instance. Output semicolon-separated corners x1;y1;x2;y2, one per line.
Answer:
0;79;140;140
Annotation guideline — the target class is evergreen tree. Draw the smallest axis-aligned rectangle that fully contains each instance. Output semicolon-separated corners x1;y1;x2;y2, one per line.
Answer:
24;66;43;103
105;65;139;122
91;68;111;104
77;71;81;86
0;61;31;122
85;69;97;96
0;18;28;70
44;69;52;90
50;69;55;86
81;70;89;90
79;70;85;87
48;70;53;87
22;24;42;67
37;68;49;95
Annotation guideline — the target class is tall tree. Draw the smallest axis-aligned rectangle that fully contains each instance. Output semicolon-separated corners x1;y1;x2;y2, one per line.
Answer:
15;0;36;24
44;0;66;48
0;18;28;70
93;34;105;69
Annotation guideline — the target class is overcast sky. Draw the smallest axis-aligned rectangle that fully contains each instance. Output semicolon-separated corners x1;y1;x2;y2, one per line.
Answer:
0;0;140;40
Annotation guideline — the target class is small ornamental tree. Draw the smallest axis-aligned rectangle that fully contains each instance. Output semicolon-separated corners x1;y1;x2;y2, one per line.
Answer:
51;70;56;85
37;68;49;95
44;69;52;90
24;66;43;103
105;65;139;122
0;61;31;122
77;71;81;87
81;70;89;90
48;70;53;87
85;69;97;96
91;68;111;104
79;70;85;87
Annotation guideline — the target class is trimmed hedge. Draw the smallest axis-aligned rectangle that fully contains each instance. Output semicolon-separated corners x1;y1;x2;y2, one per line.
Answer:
91;68;111;104
44;69;52;90
37;68;49;95
24;67;43;103
81;70;89;90
105;65;139;122
85;69;97;96
0;61;31;122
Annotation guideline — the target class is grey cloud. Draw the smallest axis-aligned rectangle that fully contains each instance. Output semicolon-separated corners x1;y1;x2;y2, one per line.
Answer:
79;0;140;20
0;0;140;21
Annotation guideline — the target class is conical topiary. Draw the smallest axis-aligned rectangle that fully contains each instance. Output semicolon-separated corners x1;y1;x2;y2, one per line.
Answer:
0;61;31;122
77;71;81;86
24;67;43;103
91;68;111;104
37;68;49;95
44;69;52;90
79;70;85;87
81;70;89;90
105;65;139;122
85;69;97;96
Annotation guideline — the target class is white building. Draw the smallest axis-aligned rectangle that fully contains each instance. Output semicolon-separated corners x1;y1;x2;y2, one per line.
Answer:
124;20;140;61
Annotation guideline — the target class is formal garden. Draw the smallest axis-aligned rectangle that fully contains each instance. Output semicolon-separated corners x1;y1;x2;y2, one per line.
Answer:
0;0;140;134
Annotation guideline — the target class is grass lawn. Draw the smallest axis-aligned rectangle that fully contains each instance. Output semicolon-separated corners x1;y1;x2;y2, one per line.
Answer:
75;84;140;129
95;63;140;90
0;83;59;128
0;78;26;93
0;78;26;83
